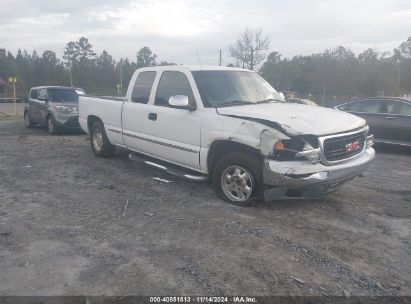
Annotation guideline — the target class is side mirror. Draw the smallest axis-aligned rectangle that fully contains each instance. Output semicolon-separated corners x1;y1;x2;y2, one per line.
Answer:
169;95;195;110
39;97;48;103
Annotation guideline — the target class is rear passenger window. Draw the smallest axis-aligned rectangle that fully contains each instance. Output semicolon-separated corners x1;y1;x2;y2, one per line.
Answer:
154;71;195;107
347;100;382;113
30;89;38;99
131;72;156;104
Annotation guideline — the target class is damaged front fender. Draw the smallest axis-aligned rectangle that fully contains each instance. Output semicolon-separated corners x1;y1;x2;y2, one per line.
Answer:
215;118;290;157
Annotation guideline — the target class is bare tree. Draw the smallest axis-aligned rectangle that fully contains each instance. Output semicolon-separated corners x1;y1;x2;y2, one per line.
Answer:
229;28;270;70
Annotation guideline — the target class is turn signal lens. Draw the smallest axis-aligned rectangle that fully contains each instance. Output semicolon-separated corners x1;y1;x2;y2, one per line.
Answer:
274;141;285;151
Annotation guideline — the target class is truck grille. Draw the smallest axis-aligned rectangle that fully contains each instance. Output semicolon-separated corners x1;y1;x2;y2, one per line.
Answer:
322;130;366;162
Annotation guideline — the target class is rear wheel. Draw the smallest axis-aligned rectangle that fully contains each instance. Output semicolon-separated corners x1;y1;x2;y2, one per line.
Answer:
47;116;58;135
90;121;114;157
212;152;263;206
24;111;33;128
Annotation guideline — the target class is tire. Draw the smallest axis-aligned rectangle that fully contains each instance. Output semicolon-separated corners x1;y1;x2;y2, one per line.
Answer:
90;120;114;157
212;152;263;206
24;111;33;128
47;115;59;135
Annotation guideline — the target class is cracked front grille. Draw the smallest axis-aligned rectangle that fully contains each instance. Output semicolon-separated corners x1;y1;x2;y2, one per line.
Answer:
323;130;366;162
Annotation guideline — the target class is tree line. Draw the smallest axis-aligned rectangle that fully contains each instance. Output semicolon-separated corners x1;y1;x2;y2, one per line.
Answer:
229;29;411;105
0;37;171;96
1;33;411;105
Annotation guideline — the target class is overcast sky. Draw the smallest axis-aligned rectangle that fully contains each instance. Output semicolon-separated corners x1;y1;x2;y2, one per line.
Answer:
1;0;410;65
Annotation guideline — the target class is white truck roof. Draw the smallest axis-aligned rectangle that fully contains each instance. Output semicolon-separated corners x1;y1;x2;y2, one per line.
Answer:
137;65;251;72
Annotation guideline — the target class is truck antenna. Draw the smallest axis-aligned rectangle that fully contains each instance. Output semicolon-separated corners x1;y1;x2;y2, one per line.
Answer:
195;51;203;69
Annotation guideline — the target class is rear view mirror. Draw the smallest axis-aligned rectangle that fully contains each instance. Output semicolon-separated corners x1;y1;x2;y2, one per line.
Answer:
169;95;192;109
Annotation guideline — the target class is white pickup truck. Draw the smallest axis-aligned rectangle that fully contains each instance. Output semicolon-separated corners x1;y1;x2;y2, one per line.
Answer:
79;65;375;205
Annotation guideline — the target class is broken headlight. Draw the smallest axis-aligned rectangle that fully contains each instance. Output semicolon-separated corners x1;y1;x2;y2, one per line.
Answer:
272;136;321;163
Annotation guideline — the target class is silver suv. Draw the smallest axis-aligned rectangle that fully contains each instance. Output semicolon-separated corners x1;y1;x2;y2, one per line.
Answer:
24;86;85;134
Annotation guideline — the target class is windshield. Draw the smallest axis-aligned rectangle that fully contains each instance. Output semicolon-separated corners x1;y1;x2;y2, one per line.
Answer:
192;70;284;107
48;88;83;103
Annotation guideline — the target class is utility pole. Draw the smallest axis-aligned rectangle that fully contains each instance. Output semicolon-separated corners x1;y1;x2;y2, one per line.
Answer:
120;63;123;94
219;50;222;66
8;77;17;115
68;63;73;87
397;68;401;96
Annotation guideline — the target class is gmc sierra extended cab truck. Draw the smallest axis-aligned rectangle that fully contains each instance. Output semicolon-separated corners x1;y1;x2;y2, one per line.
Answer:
79;65;375;205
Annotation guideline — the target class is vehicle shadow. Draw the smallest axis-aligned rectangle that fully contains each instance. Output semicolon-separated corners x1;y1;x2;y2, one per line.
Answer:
374;143;411;155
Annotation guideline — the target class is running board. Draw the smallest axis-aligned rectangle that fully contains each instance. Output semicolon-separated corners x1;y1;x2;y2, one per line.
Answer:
128;153;208;182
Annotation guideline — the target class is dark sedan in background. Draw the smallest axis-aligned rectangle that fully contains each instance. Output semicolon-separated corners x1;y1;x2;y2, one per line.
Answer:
336;97;411;146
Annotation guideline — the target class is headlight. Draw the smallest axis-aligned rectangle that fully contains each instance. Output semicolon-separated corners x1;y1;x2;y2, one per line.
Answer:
272;137;321;163
54;105;77;114
295;143;321;163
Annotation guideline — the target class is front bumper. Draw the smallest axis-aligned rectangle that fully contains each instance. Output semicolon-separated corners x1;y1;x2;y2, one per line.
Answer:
55;114;80;129
263;147;375;200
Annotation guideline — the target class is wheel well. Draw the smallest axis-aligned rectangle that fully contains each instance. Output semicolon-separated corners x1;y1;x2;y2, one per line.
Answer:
207;140;262;174
87;115;102;132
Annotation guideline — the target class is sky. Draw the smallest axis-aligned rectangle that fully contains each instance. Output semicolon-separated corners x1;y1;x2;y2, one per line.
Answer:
1;0;411;65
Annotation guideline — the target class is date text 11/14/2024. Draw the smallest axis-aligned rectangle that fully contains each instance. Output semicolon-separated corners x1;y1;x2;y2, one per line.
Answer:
149;296;257;303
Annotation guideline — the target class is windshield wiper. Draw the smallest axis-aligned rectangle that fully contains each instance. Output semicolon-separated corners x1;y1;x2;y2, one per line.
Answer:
215;100;254;108
256;98;284;104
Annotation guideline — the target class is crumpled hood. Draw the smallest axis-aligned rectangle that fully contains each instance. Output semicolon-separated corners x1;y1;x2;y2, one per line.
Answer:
216;103;365;136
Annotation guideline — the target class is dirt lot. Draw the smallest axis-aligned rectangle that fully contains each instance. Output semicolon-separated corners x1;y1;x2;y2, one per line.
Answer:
0;102;25;116
0;117;410;297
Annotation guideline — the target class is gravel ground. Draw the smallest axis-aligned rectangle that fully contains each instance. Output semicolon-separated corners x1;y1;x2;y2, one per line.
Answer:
0;103;25;116
0;118;410;297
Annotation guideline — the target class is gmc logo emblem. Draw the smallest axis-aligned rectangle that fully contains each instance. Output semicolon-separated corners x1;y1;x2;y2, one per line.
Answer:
345;141;360;152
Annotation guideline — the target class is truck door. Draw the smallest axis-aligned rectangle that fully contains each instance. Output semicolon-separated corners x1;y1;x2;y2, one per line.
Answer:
122;71;157;153
143;71;202;170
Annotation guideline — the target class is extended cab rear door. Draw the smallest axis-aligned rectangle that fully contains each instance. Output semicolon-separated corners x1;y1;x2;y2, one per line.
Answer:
122;71;157;152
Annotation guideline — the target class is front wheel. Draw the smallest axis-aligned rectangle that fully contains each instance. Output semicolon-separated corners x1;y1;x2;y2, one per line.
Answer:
47;116;59;135
212;152;263;206
90;121;114;157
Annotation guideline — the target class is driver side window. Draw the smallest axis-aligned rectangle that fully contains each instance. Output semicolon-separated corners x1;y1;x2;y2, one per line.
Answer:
154;71;195;108
38;89;48;101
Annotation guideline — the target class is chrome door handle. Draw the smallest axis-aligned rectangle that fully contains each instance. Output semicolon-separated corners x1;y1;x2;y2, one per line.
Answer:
384;116;394;120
